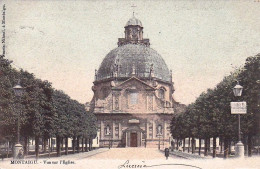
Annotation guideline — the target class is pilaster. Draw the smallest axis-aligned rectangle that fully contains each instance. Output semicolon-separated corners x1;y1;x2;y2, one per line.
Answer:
113;121;116;139
153;120;156;139
100;121;104;139
119;122;122;139
146;121;149;139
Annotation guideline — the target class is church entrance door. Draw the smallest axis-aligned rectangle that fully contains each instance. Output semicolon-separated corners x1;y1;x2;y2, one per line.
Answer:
130;133;137;147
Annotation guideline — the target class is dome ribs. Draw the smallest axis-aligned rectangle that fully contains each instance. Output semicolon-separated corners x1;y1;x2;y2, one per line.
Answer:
96;44;171;83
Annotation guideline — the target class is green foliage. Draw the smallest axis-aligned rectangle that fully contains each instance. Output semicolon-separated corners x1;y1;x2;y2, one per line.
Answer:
171;54;260;141
0;55;97;143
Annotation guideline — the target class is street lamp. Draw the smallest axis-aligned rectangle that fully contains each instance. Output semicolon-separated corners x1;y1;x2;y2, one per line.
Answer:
233;81;244;158
233;82;243;97
13;81;24;159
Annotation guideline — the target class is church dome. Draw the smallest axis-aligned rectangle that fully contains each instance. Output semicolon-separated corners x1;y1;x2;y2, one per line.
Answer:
96;44;171;82
125;16;143;27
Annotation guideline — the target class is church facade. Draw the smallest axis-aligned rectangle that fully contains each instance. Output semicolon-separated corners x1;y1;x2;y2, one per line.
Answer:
90;15;179;148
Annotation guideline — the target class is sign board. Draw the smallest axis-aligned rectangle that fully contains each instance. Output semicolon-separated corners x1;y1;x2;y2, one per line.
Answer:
231;102;247;114
128;119;140;123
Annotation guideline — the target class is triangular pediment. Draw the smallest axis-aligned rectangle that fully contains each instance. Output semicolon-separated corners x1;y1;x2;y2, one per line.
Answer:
113;76;156;90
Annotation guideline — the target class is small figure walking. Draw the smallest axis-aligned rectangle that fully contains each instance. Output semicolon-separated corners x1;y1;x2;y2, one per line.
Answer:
165;148;169;160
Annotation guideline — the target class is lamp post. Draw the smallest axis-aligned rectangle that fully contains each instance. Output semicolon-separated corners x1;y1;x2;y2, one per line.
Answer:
232;81;244;158
13;81;24;159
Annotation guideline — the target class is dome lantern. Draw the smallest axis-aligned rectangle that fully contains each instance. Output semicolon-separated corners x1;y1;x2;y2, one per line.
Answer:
118;15;150;47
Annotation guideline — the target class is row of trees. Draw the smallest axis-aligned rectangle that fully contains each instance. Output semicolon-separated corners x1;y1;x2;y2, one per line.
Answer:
0;55;97;158
171;54;259;158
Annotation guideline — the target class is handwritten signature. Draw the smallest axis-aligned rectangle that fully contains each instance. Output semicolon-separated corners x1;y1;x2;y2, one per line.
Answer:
118;160;146;169
118;160;202;169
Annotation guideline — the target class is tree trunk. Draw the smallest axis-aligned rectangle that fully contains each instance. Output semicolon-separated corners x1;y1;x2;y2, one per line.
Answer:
228;141;231;155
56;136;61;157
50;138;53;152
207;138;211;153
192;137;195;154
176;139;179;150
188;137;190;153
89;138;91;151
220;139;223;153
6;141;9;158
199;138;201;155
61;137;64;151
204;138;208;156
85;138;88;152
43;136;48;153
48;138;51;155
24;136;28;156
11;142;14;158
91;139;93;150
35;136;39;159
248;135;252;157
183;138;185;152
48;138;51;158
224;138;229;159
77;136;80;153
72;136;76;154
213;136;216;158
82;137;84;152
65;137;68;155
27;138;29;155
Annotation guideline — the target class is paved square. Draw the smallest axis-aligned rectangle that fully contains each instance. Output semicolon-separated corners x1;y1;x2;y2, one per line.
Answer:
88;148;176;160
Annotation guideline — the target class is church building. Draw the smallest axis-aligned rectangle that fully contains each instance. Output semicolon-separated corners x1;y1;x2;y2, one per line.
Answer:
90;15;181;148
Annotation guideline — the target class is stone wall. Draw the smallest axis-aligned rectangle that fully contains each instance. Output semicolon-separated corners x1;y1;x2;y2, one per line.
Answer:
96;114;172;148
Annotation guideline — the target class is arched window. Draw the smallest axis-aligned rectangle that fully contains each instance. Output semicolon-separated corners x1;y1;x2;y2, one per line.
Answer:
105;125;111;135
157;124;163;135
159;88;165;99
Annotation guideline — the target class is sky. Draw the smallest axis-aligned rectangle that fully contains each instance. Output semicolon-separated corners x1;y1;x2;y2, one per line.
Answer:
2;0;260;105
